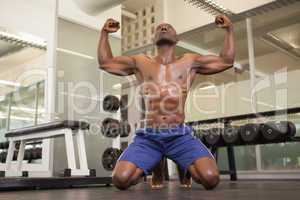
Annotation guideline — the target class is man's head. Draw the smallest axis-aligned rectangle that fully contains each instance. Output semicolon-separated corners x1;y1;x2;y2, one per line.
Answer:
154;23;179;47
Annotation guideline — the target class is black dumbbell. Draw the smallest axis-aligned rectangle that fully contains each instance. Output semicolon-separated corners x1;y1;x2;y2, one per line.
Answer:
103;95;120;112
3;141;9;149
194;129;205;141
240;123;262;144
261;121;297;142
222;126;241;145
24;149;32;160
102;147;123;171
101;118;122;138
287;121;297;137
0;141;9;150
119;122;131;138
0;152;7;163
261;121;288;142
31;148;42;160
203;128;225;146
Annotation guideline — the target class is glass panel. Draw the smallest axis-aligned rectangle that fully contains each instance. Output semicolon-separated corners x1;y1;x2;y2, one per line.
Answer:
251;3;300;171
181;20;252;121
0;27;47;132
217;145;257;171
235;146;257;171
0;97;9;142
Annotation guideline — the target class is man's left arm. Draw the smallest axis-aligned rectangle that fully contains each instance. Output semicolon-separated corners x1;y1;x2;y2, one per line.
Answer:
190;15;235;75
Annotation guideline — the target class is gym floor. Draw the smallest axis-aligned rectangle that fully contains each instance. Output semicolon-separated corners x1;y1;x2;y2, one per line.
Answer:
1;180;299;200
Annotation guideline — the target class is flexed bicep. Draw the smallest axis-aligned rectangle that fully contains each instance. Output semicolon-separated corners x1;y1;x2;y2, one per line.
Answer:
98;19;137;76
99;56;136;76
192;54;234;75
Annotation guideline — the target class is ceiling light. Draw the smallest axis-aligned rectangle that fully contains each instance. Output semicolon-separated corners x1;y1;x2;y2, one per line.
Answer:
112;83;122;90
0;80;21;87
57;48;95;60
0;31;47;50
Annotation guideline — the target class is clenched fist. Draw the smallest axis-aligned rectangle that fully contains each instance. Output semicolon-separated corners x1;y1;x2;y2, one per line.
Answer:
215;15;233;30
102;18;120;33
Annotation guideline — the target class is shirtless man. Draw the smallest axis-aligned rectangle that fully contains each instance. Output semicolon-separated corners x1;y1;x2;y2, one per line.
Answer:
98;15;235;190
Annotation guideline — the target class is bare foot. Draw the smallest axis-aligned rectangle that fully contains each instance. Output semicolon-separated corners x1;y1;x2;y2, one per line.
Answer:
151;182;164;189
180;179;192;188
150;158;165;189
177;165;192;188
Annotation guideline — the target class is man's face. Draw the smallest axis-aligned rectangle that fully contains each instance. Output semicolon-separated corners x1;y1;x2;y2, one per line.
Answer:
154;23;179;47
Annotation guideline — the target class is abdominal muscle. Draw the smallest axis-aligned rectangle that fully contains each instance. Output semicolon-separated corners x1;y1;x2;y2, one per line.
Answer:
140;83;188;129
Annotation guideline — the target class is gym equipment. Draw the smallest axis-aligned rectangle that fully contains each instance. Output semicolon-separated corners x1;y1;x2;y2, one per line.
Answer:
287;121;297;137
194;129;204;141
103;95;120;112
0;141;9;150
240;123;261;144
30;148;42;160
222;126;241;145
261;121;297;142
4;120;91;177
101;118;131;138
102;147;122;171
261;121;288;141
101;118;121;138
0;152;7;163
203;128;225;146
120;122;131;138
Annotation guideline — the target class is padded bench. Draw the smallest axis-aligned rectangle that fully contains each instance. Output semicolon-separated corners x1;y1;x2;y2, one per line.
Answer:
3;120;92;177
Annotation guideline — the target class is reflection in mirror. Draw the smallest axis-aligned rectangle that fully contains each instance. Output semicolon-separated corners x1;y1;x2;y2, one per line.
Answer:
0;27;47;142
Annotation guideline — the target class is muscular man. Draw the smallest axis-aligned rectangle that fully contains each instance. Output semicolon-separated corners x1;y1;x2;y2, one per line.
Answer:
98;15;235;190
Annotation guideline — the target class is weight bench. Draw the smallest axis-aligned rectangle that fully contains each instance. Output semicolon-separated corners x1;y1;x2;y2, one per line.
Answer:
3;120;92;177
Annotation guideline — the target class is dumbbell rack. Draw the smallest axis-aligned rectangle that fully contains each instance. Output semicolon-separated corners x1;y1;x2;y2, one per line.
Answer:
187;107;300;181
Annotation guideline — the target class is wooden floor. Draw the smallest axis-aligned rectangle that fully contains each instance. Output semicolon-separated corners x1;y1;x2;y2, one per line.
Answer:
0;180;299;200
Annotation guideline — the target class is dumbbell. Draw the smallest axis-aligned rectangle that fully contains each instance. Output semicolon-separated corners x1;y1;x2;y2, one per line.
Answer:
103;95;120;112
3;141;9;149
0;151;7;163
194;129;205;141
287;121;297;137
240;123;262;144
102;147;123;171
260;121;297;142
222;126;242;145
101;118;131;138
120;122;131;138
203;128;225;146
0;141;9;150
24;149;32;160
30;148;42;160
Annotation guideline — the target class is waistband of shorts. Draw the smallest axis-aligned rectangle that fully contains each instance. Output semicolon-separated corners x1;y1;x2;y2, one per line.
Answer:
135;125;193;135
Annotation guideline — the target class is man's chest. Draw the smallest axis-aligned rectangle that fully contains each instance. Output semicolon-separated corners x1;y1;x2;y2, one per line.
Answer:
136;59;193;85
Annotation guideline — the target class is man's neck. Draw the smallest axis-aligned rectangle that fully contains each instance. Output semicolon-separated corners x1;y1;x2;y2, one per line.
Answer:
156;45;176;65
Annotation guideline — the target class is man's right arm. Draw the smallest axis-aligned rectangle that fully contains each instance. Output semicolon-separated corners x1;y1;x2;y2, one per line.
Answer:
98;19;136;76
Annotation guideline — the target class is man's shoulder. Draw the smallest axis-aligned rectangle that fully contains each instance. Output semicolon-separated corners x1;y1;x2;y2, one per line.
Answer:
131;54;154;63
182;53;202;59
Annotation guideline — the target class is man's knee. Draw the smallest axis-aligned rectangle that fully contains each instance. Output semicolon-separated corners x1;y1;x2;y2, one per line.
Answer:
194;170;220;190
112;172;132;190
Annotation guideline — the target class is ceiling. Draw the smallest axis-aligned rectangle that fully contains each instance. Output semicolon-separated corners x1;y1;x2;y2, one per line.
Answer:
179;1;300;75
122;0;155;12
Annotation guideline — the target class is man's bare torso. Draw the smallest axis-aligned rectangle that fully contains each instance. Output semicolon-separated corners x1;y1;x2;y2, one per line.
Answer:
133;54;197;128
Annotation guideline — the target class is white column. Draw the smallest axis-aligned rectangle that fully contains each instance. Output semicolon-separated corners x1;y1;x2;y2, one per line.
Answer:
42;0;58;176
246;18;262;172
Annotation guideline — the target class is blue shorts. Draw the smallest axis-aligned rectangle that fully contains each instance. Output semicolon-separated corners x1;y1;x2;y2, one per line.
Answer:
118;125;213;175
